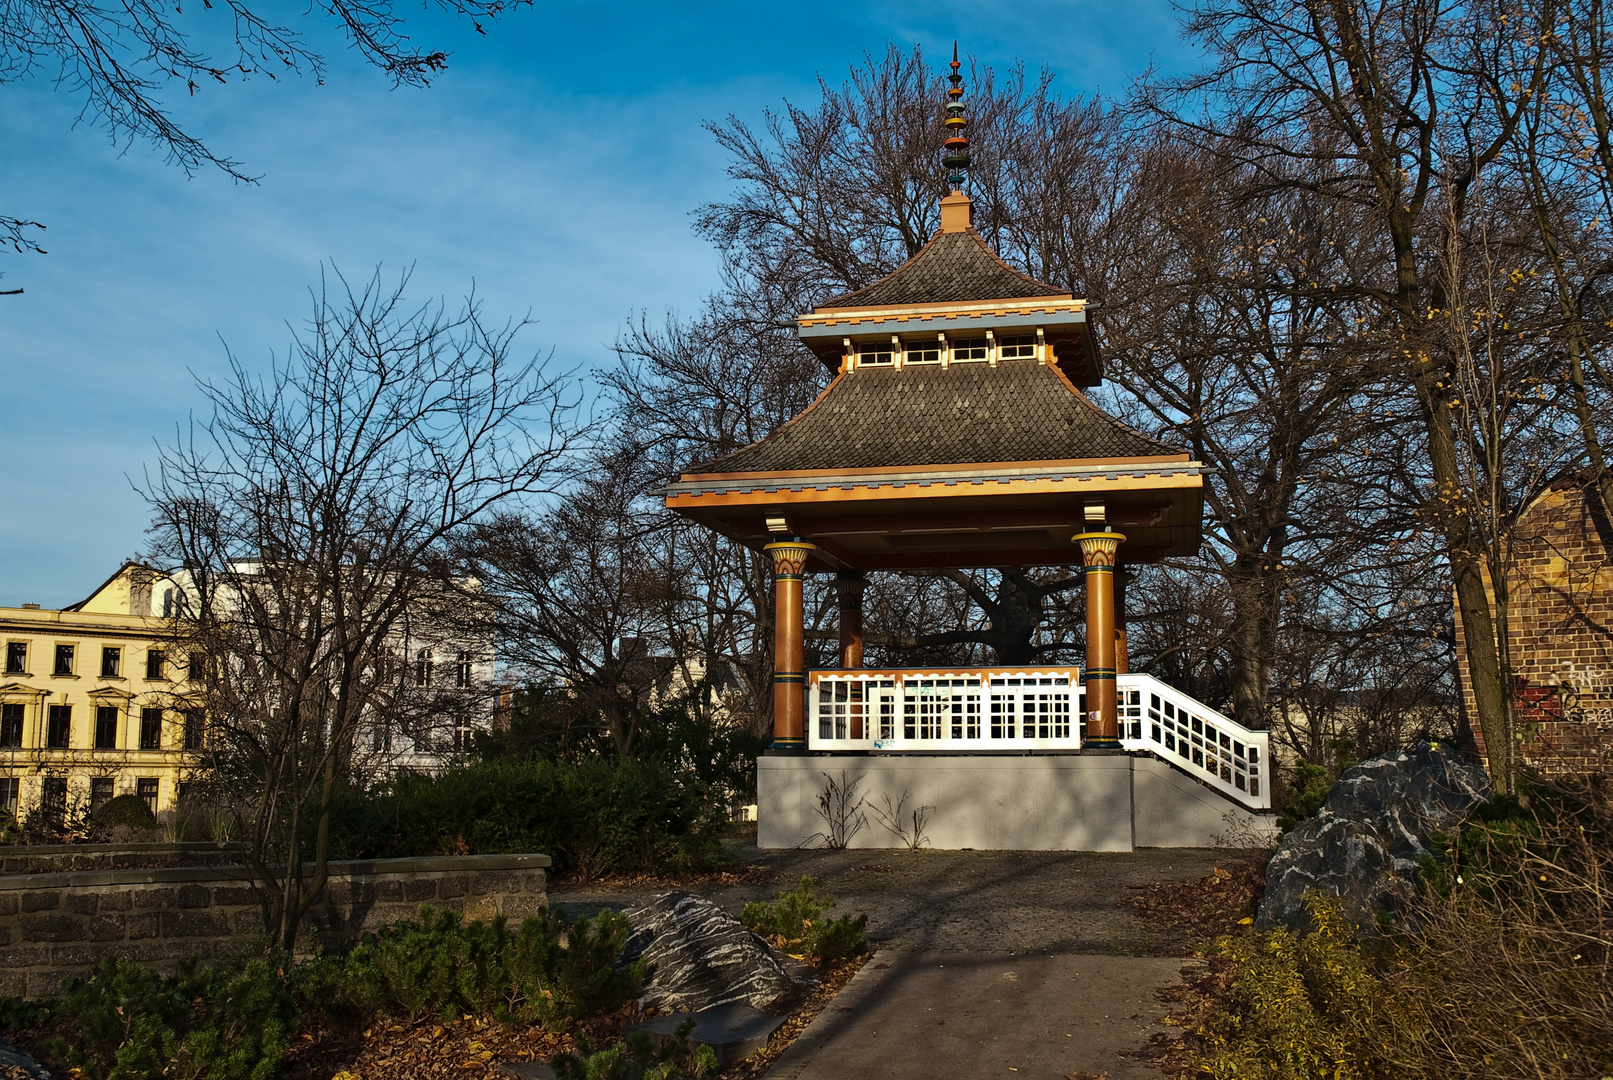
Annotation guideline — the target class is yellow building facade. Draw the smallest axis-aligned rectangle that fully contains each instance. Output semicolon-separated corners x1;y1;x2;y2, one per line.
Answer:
0;565;199;827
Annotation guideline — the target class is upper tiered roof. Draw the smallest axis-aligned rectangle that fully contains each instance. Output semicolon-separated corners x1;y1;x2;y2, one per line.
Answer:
821;230;1070;309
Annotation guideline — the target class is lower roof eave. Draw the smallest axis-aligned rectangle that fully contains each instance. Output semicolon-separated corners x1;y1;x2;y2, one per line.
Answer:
665;460;1205;503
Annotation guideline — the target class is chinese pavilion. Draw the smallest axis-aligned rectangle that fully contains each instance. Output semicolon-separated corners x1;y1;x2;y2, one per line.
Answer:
667;50;1274;849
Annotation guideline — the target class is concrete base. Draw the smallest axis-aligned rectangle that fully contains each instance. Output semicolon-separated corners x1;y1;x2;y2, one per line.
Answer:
758;753;1275;851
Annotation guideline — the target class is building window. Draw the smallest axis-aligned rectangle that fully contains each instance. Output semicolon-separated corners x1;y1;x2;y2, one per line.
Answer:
146;649;166;680
456;651;473;690
183;711;205;751
0;778;18;817
136;778;158;816
161;587;174;618
454;720;474;753
0;704;21;748
53;644;75;676
90;777;113;812
903;339;941;364
4;643;25;674
95;706;119;750
952;337;988;362
41;777;67;825
856;342;894;366
999;335;1036;360
100;647;121;678
47;705;71;748
139;708;162;751
416;650;434;688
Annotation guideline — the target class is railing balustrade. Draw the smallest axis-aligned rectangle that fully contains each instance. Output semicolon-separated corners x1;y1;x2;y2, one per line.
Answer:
807;667;1268;810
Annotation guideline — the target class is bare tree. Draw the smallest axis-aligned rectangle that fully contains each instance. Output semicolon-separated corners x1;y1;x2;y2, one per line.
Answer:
142;266;578;949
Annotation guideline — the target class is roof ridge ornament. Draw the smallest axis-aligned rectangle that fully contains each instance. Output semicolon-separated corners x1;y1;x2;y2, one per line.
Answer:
942;42;971;189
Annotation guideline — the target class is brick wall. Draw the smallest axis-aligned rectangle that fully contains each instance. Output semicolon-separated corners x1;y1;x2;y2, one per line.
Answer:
1455;477;1613;776
0;853;550;998
0;841;247;876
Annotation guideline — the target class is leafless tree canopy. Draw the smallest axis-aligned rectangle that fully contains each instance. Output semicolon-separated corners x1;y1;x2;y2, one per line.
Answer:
142;266;578;948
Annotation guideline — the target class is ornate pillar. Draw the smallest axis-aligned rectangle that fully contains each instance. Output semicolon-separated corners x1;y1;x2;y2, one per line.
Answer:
765;539;816;751
835;570;866;669
1075;531;1126;748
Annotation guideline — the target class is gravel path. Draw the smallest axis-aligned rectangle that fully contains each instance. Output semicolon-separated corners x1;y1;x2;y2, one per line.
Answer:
550;843;1237;956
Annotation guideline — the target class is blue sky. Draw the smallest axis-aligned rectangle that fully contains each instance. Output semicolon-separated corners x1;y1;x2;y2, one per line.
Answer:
0;1;1194;607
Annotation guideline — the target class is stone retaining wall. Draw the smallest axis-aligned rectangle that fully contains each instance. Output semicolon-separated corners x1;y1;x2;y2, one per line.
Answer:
0;842;247;875
0;853;551;998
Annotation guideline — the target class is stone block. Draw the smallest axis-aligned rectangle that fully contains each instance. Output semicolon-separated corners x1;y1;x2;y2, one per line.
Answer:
0;969;26;999
501;895;548;922
20;892;60;913
176;884;211;909
162;910;228;938
436;874;471;900
404;878;437;903
50;943;106;968
63;892;98;915
470;871;517;896
520;871;548;894
371;879;404;902
28;969;82;998
19;915;85;942
0;945;51;967
211;886;256;907
133;888;178;910
85;915;126;942
0;894;18;916
461;898;499;924
231;910;261;936
125;913;161;940
97;890;133;912
126;938;210;963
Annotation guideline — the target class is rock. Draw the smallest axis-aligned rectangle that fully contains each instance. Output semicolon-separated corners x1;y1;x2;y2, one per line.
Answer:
0;1037;50;1080
1257;741;1491;932
618;892;818;1013
631;1003;788;1065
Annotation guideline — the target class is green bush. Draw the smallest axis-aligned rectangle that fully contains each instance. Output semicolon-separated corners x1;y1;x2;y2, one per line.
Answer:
301;905;641;1027
552;1024;719;1080
326;756;729;880
1195;894;1383;1080
90;794;156;831
742;876;867;964
46;954;293;1080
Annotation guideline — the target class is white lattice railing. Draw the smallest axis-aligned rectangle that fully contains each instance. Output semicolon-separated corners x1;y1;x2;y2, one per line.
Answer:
806;667;1269;809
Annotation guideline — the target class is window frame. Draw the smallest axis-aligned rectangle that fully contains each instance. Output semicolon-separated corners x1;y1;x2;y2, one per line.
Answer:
998;334;1037;360
94;706;119;750
146;649;166;681
100;646;122;678
951;337;989;363
4;642;26;675
46;704;71;748
0;704;22;748
136;778;159;816
53;643;76;677
902;339;942;364
90;777;114;812
855;342;895;367
183;711;205;751
139;707;163;751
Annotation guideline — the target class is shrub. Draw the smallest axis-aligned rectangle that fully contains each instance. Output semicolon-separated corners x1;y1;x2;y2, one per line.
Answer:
46;954;293;1080
90;794;156;832
301;905;641;1028
742;876;867;964
326;756;729;879
1195;894;1383;1080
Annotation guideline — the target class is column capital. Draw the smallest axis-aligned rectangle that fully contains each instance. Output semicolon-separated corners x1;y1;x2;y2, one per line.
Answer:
764;540;817;578
1072;531;1126;569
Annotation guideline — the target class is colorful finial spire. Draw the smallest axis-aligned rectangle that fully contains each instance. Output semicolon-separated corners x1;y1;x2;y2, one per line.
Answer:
942;42;971;190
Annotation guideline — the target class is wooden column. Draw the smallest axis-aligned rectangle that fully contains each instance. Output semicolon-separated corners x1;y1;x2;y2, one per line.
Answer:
765;540;816;751
1075;531;1126;748
835;570;866;669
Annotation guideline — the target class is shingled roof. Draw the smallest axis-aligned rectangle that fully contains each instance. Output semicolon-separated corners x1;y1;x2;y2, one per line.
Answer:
685;362;1183;475
822;230;1070;309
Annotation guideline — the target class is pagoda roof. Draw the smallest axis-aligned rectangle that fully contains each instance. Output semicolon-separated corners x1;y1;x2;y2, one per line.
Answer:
684;362;1182;476
820;229;1070;310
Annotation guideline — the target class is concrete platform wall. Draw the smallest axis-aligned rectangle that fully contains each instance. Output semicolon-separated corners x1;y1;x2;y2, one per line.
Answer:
758;753;1276;851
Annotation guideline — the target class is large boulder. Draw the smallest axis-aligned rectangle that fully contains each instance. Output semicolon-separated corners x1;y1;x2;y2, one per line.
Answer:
618;891;818;1014
1257;742;1491;932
